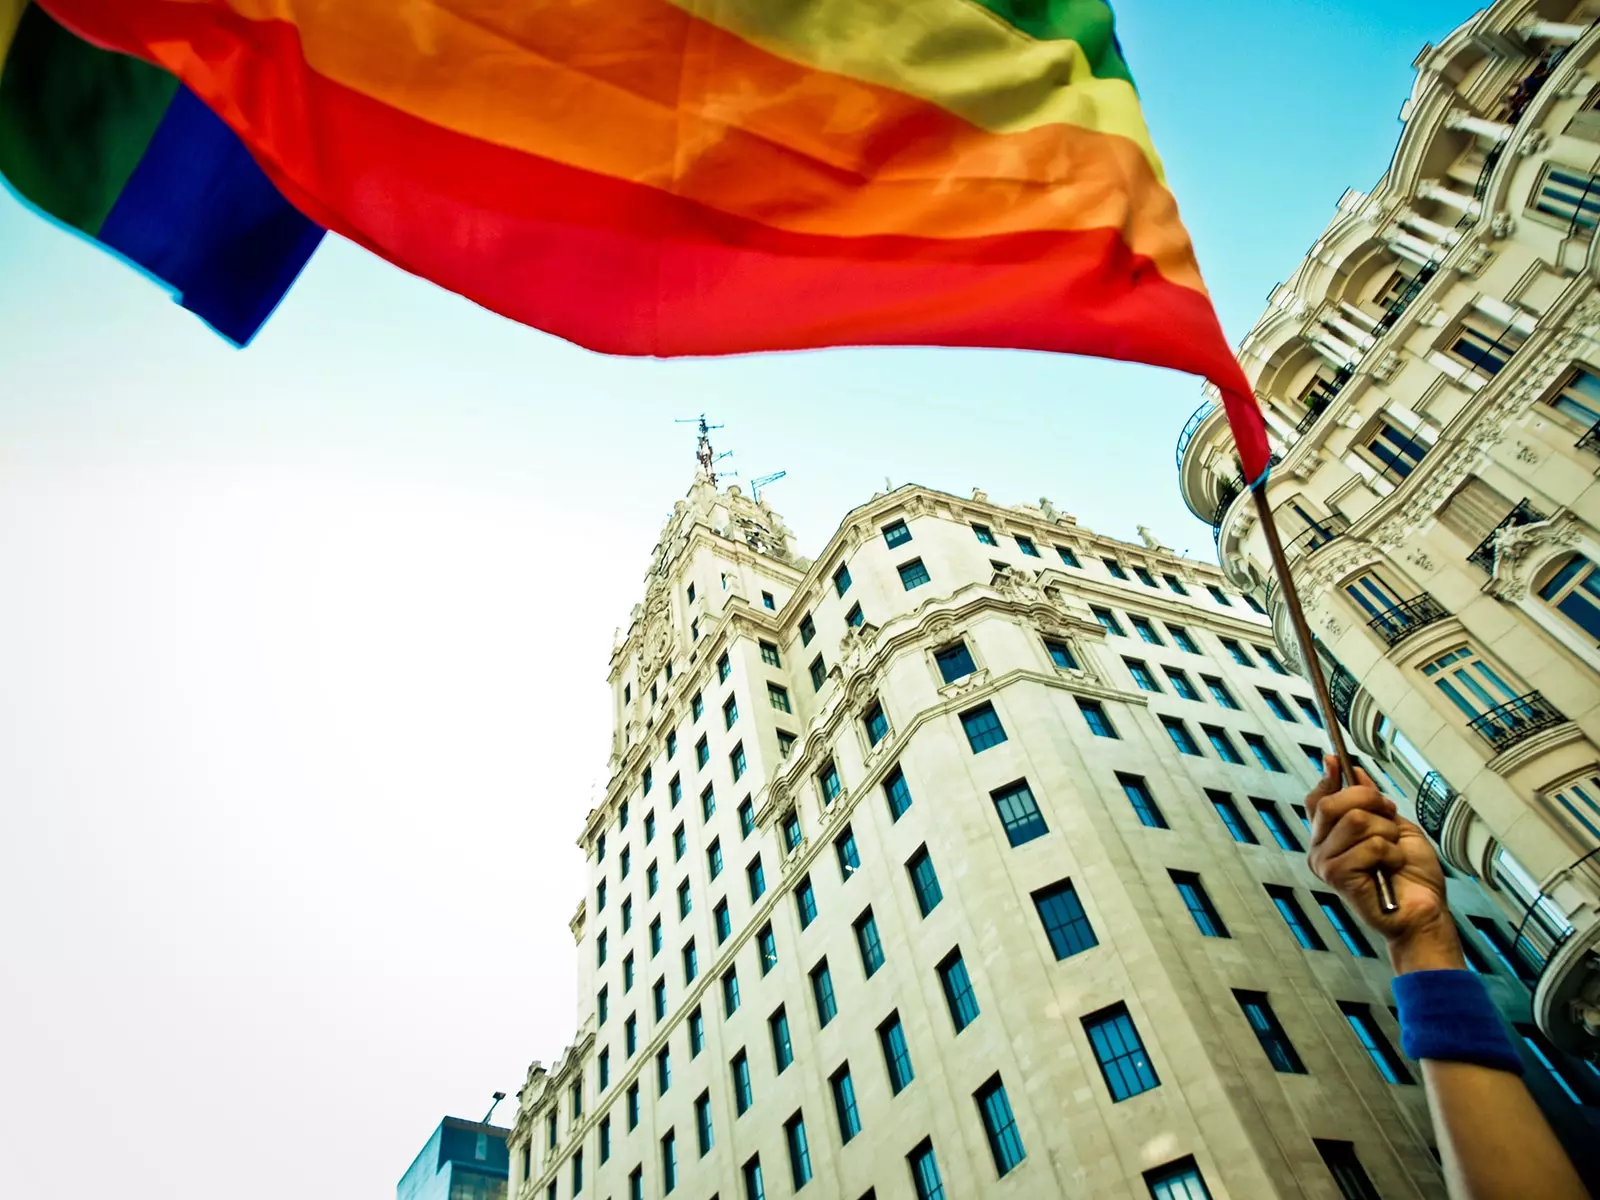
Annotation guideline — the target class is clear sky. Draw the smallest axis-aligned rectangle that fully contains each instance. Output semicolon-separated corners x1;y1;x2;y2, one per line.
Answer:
0;3;1480;1197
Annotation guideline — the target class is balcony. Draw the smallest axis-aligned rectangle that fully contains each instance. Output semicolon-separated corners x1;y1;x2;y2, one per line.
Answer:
1467;498;1548;573
1577;418;1600;455
1373;264;1438;335
1294;395;1332;438
1328;662;1359;730
1366;594;1449;647
1284;513;1351;558
1416;771;1461;843
1466;690;1567;753
1175;399;1215;469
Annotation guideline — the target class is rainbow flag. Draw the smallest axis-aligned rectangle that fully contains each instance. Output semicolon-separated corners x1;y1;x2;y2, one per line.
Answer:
0;1;321;344
19;0;1267;476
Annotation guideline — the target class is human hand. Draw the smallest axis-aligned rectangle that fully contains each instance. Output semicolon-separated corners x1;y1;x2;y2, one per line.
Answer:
1305;756;1463;974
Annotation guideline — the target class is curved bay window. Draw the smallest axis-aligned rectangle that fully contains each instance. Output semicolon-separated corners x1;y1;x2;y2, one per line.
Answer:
1537;553;1600;642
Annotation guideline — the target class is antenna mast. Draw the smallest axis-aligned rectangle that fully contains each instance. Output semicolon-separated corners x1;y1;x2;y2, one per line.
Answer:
675;414;734;486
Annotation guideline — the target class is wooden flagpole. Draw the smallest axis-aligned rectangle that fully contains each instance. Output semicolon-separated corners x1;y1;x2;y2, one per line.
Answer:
1249;483;1399;915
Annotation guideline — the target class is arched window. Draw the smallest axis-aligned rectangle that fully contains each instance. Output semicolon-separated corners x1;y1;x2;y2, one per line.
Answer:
1538;553;1600;642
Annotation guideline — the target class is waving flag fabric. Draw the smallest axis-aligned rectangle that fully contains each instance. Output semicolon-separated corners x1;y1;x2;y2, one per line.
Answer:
21;0;1268;476
0;2;322;344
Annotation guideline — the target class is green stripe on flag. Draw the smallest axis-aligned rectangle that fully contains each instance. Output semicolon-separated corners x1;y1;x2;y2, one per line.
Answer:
970;0;1133;85
0;3;178;234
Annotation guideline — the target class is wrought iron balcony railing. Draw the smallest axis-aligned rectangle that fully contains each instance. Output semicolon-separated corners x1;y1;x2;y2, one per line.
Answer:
1467;498;1547;573
1577;418;1600;455
1284;513;1351;558
1374;264;1438;335
1416;771;1460;844
1328;662;1359;731
1466;690;1566;753
1175;399;1215;469
1367;594;1449;648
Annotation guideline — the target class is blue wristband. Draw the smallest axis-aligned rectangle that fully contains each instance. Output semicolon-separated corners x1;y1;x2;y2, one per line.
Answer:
1392;969;1524;1075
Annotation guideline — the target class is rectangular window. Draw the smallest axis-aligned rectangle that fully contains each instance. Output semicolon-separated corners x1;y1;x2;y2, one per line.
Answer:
1296;696;1325;728
743;1156;765;1200
762;590;775;610
1234;990;1306;1073
934;641;977;682
1206;584;1231;606
1162;572;1188;595
777;730;796;759
706;838;724;879
818;759;842;804
1221;638;1252;667
884;765;913;821
722;968;741;1016
1258;646;1288;674
661;1130;676;1193
769;1005;793;1072
800;613;816;645
739;798;756;838
626;1082;640;1130
864;701;889;746
1169;625;1199;653
855;908;886;977
1259;689;1294;721
1162;716;1202;756
722;696;739;730
1164;667;1200;701
1515;1022;1591;1106
1314;1140;1382;1200
795;874;818;928
1203;676;1240;708
1468;916;1537;983
714;899;731;944
908;1139;945;1200
1445;317;1526;378
938;949;981;1032
1171;871;1229;937
1126;658;1162;692
1131;616;1164;645
732;1050;753;1115
683;940;699;983
1118;773;1168;828
1314;892;1377;957
598;985;609;1025
809;655;827;691
695;736;709;769
597;879;608;913
730;742;746;780
991;779;1048;846
652;977;665;1020
599;1116;611;1164
747;855;766;902
883;518;912;548
695;1091;714;1156
1203;725;1244;763
1145;1157;1213;1200
784;1112;813;1190
1083;1003;1160;1100
647;861;660;898
810;958;838;1026
1340;1002;1414;1084
1207;790;1257;843
907;845;943;916
1057;544;1081;566
898;558;931;589
766;682;791;714
628;1167;642;1200
1267;885;1328;951
620;846;631;878
1422;645;1522;727
975;1074;1026;1176
624;955;635;993
1244;733;1286;772
972;522;997;545
643;770;654;798
835;826;861;879
845;602;863;628
1079;698;1119;738
1103;557;1129;580
1032;878;1097;959
1092;606;1126;636
689;1006;704;1056
1136;565;1158;587
701;783;715;820
1250;798;1302;851
673;824;687;861
1245;593;1267;614
833;563;852;596
756;922;778;975
1044;638;1078;669
879;1011;915;1093
830;1064;861;1141
718;652;732;682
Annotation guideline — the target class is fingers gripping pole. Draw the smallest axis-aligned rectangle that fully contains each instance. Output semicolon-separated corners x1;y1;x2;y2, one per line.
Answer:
1248;484;1399;915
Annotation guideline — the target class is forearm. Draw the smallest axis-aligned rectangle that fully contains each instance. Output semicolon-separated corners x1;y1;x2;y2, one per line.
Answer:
1422;1059;1588;1200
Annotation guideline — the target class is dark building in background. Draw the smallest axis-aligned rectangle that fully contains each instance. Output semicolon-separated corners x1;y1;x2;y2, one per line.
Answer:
397;1117;509;1200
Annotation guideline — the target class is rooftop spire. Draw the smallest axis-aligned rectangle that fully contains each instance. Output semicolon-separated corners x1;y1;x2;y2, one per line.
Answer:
675;413;729;486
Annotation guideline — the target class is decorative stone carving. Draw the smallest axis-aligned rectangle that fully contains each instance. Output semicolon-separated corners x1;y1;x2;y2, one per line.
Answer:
1136;525;1170;552
904;493;932;518
1291;450;1324;481
1484;511;1583;600
1371;351;1404;382
992;568;1044;603
1406;548;1437;573
1513;440;1542;465
1320;612;1345;639
938;669;991;701
1516;130;1550;157
1461;243;1494;276
1489;211;1518;240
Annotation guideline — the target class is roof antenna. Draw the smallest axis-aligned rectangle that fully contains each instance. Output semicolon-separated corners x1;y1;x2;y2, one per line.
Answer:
674;414;734;486
482;1091;507;1124
749;471;786;502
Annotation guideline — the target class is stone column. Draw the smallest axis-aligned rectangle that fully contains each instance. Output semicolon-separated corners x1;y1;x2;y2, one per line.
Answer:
1418;179;1484;218
1388;239;1435;269
1390;229;1443;264
1310;332;1360;368
1339;301;1380;332
1325;315;1376;351
1399;210;1462;246
1471;293;1538;337
1445;111;1514;142
1520;20;1587;44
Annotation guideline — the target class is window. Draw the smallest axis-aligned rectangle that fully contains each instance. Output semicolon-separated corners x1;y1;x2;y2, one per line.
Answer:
547;1112;558;1150
1243;733;1286;772
1118;773;1168;828
879;1011;915;1092
1266;885;1327;951
729;742;746;780
647;861;660;897
701;783;715;820
597;931;608;967
1044;638;1078;669
742;1156;765;1200
597;879;608;914
1136;565;1158;587
686;583;697;605
1295;696;1324;727
1203;584;1229;606
1031;878;1097;959
747;854;765;901
1203;791;1255;844
599;1116;611;1163
1448;311;1529;376
1056;544;1081;566
883;518;911;548
738;798;756;838
1103;557;1128;579
1259;689;1294;721
722;968;741;1016
1291;803;1312;832
628;1166;642;1200
1083;1003;1160;1100
897;844;943;916
991;779;1048;846
770;1006;793;1072
1515;1022;1591;1106
1538;553;1600;642
766;683;790;713
756;641;781;671
972;522;997;545
695;736;709;769
1250;798;1302;851
819;760;842;804
683;939;699;983
1468;916;1537;983
624;954;636;992
1145;1157;1213;1200
855;908;885;976
673;824;687;862
1234;990;1306;1073
884;765;913;820
714;899;731;944
1203;725;1244;763
717;652;732;683
795;875;817;928
660;1130;676;1193
757;923;778;975
934;641;976;682
1314;892;1376;957
908;1139;945;1200
961;702;1008;751
599;985;609;1025
1016;534;1040;557
1220;638;1251;667
811;959;838;1026
833;562;852;596
809;655;827;691
1126;658;1162;692
784;1112;813;1189
777;730;796;759
762;590;775;610
1315;1140;1381;1200
691;617;700;642
1170;870;1228;937
1164;667;1200;700
830;1065;861;1141
624;683;632;705
864;701;889;746
1162;716;1202;756
1092;606;1125;636
731;1050;753;1114
626;1082;640;1130
652;977;666;1019
625;1013;637;1054
695;1091;714;1156
1244;593;1266;614
1203;676;1239;708
975;1074;1026;1176
939;949;981;1032
1079;698;1119;738
689;1006;705;1056
1131;615;1164;645
1257;647;1288;675
800;613;816;645
1422;646;1523;731
1168;625;1199;653
620;846;632;878
1340;1002;1413;1084
597;832;606;863
1549;366;1600;429
643;770;655;799
835;826;861;879
898;558;931;589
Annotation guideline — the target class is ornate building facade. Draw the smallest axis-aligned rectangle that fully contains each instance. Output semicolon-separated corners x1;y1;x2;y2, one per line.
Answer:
1177;0;1600;1058
504;471;1596;1200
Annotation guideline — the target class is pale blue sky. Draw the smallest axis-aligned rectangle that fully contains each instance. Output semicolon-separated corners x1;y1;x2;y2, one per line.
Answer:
0;4;1481;1197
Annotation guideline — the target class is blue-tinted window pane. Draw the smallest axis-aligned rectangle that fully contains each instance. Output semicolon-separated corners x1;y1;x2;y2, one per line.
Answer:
1145;1157;1213;1200
1209;793;1258;844
1340;1003;1414;1085
810;960;837;1026
1171;872;1229;937
1251;798;1302;851
934;642;976;682
1079;699;1119;738
1118;774;1168;829
795;876;818;928
962;703;1008;751
1084;1005;1160;1101
1267;886;1328;951
908;1139;945;1200
833;563;852;596
1045;639;1078;669
1033;879;1097;959
880;1014;915;1092
939;951;980;1032
884;766;913;821
1163;717;1201;756
908;846;943;916
770;1007;793;1072
784;1113;812;1189
898;559;931;590
830;1067;860;1141
975;1075;1026;1175
992;780;1048;846
883;519;912;548
855;910;885;977
1235;990;1306;1074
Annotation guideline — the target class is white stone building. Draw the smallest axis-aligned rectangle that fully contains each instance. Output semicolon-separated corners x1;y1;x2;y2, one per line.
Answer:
506;469;1597;1200
1177;0;1600;1062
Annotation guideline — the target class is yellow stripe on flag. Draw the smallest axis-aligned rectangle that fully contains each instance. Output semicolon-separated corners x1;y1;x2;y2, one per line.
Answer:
0;0;28;66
